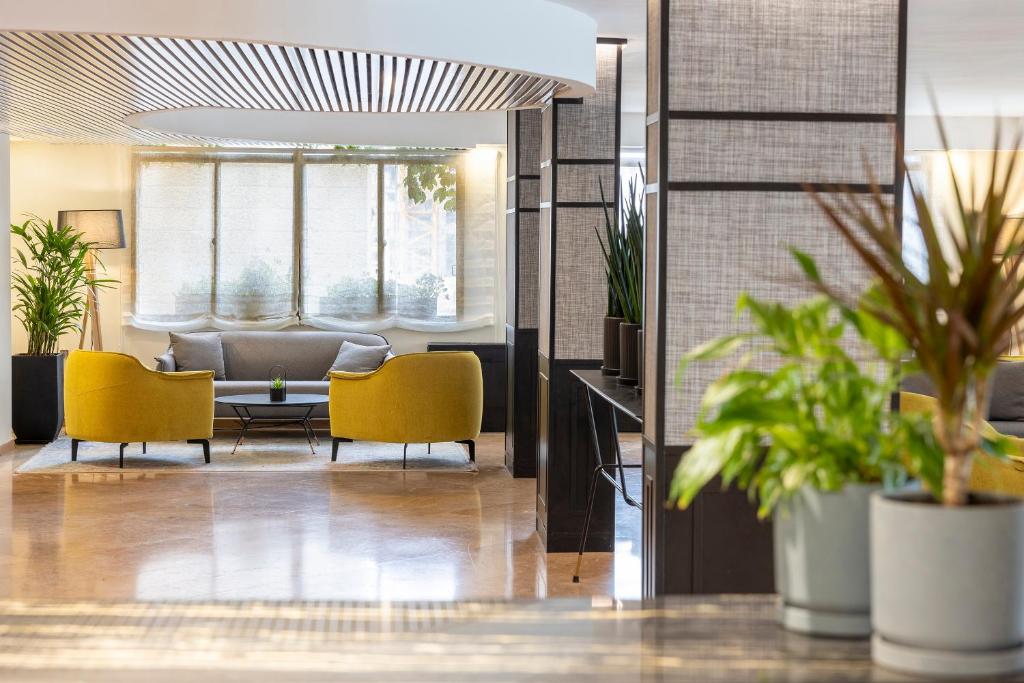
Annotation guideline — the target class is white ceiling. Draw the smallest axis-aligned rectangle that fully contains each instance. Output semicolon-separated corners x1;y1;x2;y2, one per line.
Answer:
562;0;1024;118
554;0;646;113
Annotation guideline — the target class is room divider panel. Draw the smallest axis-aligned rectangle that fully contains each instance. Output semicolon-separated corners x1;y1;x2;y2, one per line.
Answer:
535;39;624;552
643;0;907;595
505;109;542;478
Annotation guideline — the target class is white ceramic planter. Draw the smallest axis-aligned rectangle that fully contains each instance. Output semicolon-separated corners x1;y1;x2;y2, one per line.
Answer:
871;491;1024;678
774;483;877;637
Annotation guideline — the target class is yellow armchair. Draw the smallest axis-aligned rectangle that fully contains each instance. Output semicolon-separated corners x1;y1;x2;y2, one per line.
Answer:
900;391;1024;496
65;350;215;467
328;351;483;467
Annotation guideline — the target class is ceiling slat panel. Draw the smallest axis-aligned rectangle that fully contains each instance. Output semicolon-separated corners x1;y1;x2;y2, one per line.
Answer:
0;30;565;144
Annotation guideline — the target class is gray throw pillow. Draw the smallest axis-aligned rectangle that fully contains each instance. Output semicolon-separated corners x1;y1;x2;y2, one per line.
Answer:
323;341;393;379
990;361;1024;421
169;332;226;380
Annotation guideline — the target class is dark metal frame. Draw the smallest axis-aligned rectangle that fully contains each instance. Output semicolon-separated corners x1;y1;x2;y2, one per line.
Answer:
227;403;320;454
573;385;642;583
70;438;210;468
641;0;909;597
535;40;625;552
330;437;475;468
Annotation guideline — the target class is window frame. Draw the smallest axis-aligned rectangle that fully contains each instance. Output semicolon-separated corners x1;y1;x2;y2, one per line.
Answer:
131;146;466;327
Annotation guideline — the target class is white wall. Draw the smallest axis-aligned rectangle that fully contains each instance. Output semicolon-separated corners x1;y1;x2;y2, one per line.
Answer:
10;141;506;364
0;134;11;443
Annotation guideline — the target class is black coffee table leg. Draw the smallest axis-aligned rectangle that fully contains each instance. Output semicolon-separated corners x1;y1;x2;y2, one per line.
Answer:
230;405;251;455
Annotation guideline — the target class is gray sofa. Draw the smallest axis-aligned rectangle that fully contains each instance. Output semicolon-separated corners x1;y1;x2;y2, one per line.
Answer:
156;330;390;418
903;360;1024;437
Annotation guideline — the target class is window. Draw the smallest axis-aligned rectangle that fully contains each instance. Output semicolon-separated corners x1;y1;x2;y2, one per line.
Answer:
130;148;501;332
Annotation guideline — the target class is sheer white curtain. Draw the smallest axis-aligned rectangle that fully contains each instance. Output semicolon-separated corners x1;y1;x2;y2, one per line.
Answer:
130;148;501;333
131;161;215;330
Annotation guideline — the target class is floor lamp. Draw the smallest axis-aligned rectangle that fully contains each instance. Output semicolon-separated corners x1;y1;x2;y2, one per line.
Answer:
57;209;126;352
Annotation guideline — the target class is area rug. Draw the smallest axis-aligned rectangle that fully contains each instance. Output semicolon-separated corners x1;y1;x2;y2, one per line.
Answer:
15;436;477;474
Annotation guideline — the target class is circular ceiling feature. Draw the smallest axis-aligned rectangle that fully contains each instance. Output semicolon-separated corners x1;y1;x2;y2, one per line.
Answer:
0;0;598;145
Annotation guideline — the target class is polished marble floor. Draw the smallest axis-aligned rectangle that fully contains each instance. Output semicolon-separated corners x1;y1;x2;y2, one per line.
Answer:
0;432;642;602
0;595;919;683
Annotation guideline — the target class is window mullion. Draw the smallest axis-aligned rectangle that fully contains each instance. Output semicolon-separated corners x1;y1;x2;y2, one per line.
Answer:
294;151;304;322
211;160;220;318
377;161;385;316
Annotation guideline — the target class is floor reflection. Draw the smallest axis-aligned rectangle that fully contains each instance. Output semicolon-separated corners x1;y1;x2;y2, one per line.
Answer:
0;433;643;602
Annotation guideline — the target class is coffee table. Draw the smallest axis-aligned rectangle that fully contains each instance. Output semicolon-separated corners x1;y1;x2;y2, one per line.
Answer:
215;394;329;455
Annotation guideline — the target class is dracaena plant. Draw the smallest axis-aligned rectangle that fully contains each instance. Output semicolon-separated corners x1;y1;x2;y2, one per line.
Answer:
668;278;943;518
802;116;1024;506
10;216;115;356
595;169;644;324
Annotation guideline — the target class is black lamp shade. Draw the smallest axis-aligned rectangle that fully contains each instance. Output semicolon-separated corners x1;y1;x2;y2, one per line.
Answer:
57;209;125;249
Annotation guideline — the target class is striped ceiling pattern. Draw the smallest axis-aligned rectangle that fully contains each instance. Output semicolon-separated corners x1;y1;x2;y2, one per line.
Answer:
0;31;566;144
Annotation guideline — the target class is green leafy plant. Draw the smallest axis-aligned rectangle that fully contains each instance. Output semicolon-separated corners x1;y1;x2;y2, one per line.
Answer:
11;216;116;356
324;275;379;317
403;163;456;211
668;273;944;518
594;170;644;324
802;114;1024;506
270;376;285;390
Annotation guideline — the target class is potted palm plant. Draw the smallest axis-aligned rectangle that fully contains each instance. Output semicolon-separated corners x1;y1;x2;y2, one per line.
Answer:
596;171;644;385
669;278;940;637
802;116;1024;677
10;217;114;443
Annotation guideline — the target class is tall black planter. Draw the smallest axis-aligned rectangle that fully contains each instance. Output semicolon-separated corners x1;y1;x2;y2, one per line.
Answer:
12;353;65;444
602;316;624;375
618;322;641;386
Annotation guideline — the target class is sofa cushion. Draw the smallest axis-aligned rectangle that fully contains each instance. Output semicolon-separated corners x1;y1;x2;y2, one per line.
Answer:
217;330;389;380
169;332;226;380
990;361;1024;421
324;341;393;378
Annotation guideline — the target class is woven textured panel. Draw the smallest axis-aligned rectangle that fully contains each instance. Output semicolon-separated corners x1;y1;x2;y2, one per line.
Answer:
556;44;619;160
644;195;660;442
541;165;552;205
668;120;897;185
507;112;517;173
519;109;543;174
519;179;541;209
518;211;540;328
667;0;899;114
648;0;661;115
556;164;617;204
554;207;609;360
538;206;552;354
663;191;887;443
541;105;554;164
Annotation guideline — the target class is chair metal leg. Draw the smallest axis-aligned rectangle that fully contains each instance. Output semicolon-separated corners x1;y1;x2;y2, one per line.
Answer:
187;439;211;464
142;442;147;454
573;463;618;583
403;443;408;469
427;443;431;454
456;439;475;462
331;437;343;462
118;442;128;469
71;439;80;462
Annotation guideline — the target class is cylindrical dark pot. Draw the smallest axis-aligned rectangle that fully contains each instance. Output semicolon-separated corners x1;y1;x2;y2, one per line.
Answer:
12;352;65;444
270;387;287;402
637;329;644;395
618;322;641;386
602;316;624;375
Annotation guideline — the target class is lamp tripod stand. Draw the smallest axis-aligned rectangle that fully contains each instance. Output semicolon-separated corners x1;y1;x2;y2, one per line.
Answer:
79;249;103;351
